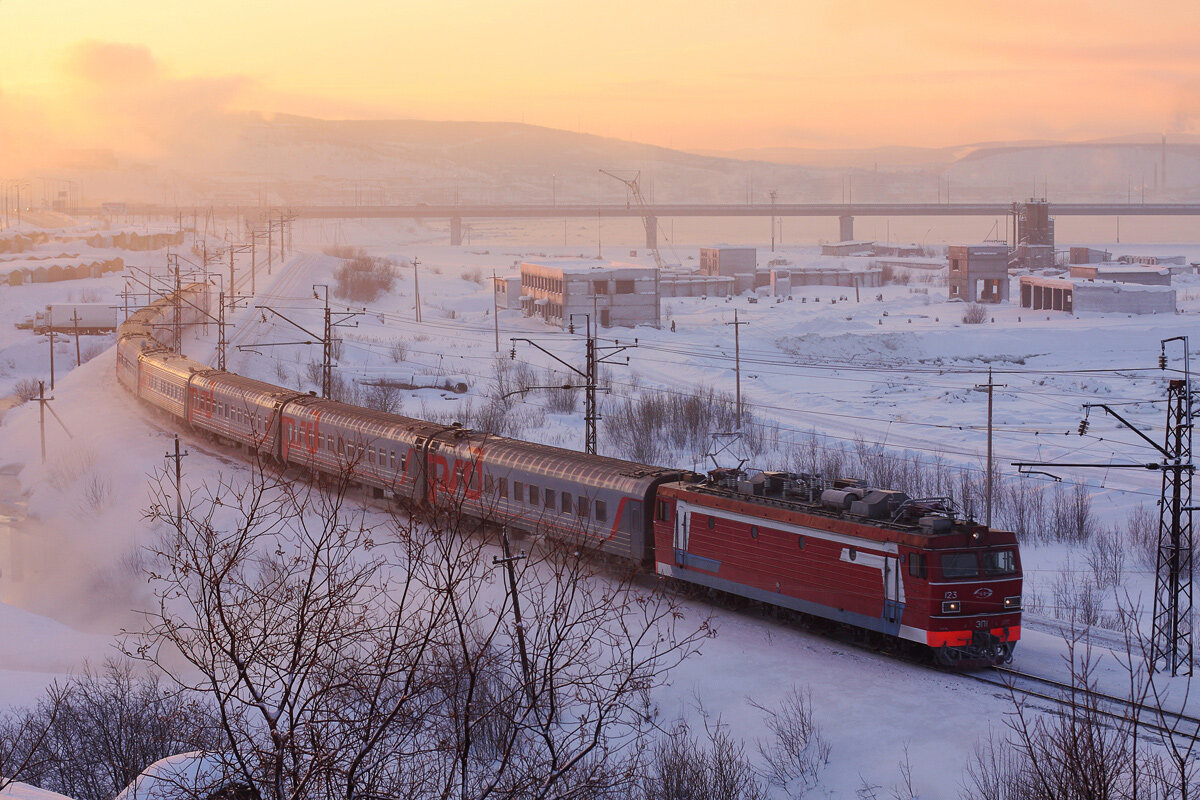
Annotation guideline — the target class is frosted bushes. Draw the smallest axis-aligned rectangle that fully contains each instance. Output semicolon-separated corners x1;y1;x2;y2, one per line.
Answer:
753;687;830;792
602;388;744;466
332;253;399;302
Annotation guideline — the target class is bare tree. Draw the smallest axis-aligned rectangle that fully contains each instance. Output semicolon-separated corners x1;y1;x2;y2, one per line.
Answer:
129;455;711;800
0;682;70;795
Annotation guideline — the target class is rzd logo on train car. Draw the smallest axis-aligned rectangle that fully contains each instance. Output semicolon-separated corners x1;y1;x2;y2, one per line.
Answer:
428;447;485;502
973;588;994;599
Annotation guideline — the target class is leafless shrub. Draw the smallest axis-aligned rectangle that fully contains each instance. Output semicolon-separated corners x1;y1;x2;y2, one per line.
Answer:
273;361;290;384
0;682;70;795
542;370;579;413
1050;482;1095;545
361;382;402;414
333;254;398;302
603;388;744;465
79;341;107;364
389;338;409;363
304;360;323;389
462;267;484;284
752;687;830;791
640;720;764;800
1087;525;1126;589
78;289;102;303
12;377;40;403
1125;504;1160;571
11;661;217;800
79;472;112;514
493;357;538;409
963;627;1164;800
962;303;988;324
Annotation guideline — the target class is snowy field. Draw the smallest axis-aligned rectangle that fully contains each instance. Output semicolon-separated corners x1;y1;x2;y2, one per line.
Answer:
2;215;1200;797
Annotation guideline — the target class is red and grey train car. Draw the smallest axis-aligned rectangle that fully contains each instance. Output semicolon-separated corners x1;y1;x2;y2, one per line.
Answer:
117;285;1022;666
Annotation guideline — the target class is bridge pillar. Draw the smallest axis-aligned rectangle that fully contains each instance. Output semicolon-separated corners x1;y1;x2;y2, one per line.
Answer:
450;217;463;246
838;215;854;242
645;215;657;250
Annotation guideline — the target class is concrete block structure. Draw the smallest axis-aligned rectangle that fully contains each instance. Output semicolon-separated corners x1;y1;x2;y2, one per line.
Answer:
789;265;883;288
659;272;734;298
1068;264;1171;285
700;246;756;277
519;259;660;329
820;241;875;257
948;245;1010;303
492;275;523;309
1069;247;1111;264
1020;275;1175;315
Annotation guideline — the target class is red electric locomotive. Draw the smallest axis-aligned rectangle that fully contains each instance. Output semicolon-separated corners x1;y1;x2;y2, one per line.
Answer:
652;469;1022;666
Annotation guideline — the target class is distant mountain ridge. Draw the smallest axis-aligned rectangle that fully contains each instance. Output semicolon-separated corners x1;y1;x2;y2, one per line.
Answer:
70;114;1200;204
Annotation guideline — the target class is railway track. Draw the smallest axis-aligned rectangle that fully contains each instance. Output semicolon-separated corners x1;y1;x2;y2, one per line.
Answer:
958;664;1200;742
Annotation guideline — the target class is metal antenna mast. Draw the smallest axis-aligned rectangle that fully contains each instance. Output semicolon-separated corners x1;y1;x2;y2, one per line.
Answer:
1014;337;1195;675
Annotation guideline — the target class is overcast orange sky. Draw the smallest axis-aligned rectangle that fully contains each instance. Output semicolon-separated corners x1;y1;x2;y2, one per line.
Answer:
1;0;1198;158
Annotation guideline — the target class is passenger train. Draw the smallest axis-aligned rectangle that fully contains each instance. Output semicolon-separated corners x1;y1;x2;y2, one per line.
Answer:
117;283;1022;666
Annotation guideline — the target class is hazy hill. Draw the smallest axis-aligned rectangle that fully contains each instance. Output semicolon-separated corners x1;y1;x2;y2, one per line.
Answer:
57;115;1200;205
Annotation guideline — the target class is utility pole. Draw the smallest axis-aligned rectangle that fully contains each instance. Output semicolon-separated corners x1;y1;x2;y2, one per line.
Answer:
725;310;748;429
267;218;274;276
974;368;1006;528
47;330;56;390
1013;337;1195;676
37;381;49;463
492;269;500;353
165;435;189;532
71;310;81;367
412;257;423;323
512;320;635;455
492;527;534;705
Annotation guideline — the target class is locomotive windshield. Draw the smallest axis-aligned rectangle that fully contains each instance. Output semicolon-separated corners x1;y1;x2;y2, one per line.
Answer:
939;550;1020;579
940;552;978;579
982;549;1018;576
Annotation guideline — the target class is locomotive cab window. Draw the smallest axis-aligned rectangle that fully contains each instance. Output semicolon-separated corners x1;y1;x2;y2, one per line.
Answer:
654;499;670;521
908;553;927;579
940;552;979;579
983;549;1017;576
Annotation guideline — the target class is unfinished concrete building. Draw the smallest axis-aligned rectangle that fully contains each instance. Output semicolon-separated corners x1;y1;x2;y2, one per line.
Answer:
520;259;660;329
948;245;1010;303
1019;275;1175;315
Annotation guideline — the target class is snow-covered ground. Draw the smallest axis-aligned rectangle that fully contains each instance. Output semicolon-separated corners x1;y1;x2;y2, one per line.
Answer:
2;215;1199;797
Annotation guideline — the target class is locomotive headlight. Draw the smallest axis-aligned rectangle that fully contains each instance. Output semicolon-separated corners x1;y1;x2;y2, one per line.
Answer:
942;600;961;614
1004;595;1021;609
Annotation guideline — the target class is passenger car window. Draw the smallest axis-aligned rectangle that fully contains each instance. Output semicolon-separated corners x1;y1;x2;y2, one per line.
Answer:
528;485;539;506
595;500;607;523
982;549;1017;575
499;478;508;499
940;552;979;579
561;493;572;514
514;481;523;503
544;489;556;509
577;497;590;518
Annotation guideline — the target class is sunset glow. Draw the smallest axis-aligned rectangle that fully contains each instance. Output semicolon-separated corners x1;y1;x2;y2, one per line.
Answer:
2;0;1197;161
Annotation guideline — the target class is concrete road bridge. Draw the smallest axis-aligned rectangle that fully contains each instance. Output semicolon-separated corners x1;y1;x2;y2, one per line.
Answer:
84;202;1200;247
